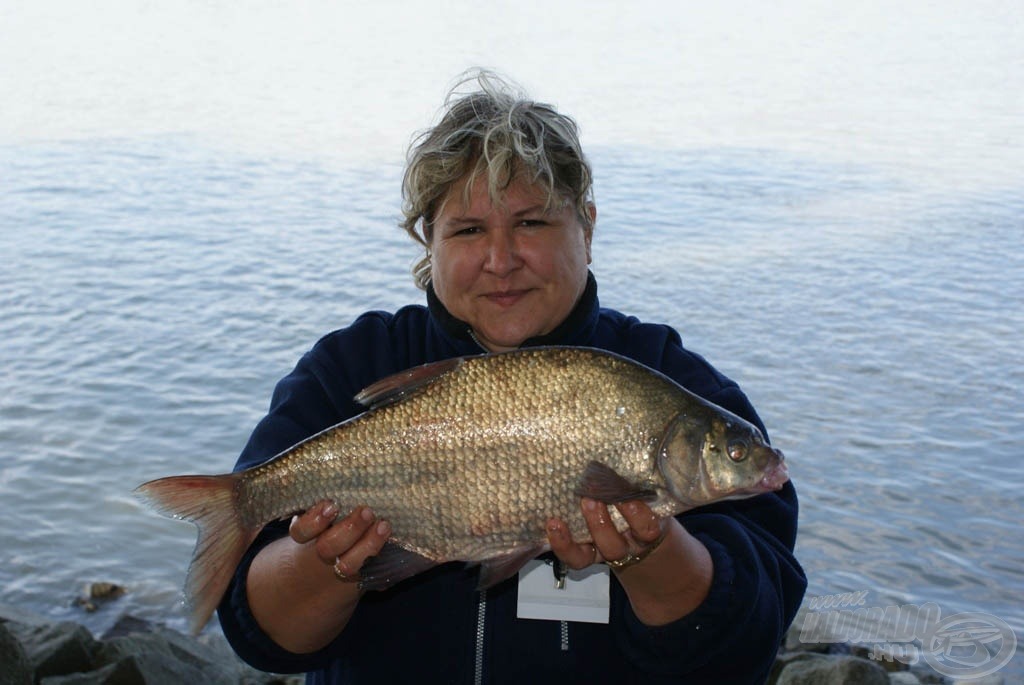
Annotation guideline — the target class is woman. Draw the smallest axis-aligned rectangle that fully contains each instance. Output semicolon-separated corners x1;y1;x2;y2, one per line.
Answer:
218;71;806;684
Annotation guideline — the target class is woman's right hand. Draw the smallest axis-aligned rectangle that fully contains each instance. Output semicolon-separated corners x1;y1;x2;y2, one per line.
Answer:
246;500;391;654
289;501;392;581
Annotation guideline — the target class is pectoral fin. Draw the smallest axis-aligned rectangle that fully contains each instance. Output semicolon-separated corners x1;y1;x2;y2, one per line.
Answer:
574;461;658;504
472;545;547;589
358;543;440;591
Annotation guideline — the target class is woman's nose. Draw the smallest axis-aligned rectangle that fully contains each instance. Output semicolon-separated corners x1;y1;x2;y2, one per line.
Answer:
483;230;521;275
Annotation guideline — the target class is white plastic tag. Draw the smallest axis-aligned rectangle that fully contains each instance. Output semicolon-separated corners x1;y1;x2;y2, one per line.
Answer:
516;559;610;624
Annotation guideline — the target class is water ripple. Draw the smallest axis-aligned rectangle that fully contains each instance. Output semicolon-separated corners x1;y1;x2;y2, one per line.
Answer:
2;138;1022;679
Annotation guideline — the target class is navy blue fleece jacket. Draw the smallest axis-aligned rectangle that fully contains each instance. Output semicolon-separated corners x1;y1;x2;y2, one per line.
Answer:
218;276;806;684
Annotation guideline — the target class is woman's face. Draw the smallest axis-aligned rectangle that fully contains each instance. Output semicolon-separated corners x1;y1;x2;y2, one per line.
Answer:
429;174;594;352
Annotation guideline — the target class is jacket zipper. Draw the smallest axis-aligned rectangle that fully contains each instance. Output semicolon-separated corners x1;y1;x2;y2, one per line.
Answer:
474;589;486;685
474;575;572;682
467;328;487;352
467;329;488;685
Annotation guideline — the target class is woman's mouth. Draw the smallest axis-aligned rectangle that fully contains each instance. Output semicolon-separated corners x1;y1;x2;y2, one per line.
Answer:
483;289;530;307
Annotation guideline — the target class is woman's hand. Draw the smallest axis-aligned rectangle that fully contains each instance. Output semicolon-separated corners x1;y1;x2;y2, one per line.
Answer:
246;500;390;654
289;501;392;581
546;499;713;626
545;498;664;568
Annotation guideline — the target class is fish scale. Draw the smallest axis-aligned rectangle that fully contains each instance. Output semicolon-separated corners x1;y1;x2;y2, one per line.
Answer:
136;346;788;633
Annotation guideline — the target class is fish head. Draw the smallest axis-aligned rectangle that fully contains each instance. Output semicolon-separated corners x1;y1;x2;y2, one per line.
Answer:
658;407;788;508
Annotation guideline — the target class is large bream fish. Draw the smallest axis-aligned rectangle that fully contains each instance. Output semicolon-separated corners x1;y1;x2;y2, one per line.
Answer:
137;346;788;633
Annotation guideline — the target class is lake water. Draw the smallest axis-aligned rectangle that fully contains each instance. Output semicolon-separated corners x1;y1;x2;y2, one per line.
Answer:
2;0;1022;679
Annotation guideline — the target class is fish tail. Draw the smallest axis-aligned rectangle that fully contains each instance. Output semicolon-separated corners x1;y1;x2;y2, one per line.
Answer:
135;473;257;635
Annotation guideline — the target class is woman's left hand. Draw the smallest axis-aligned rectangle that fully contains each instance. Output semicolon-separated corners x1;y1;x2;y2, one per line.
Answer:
546;498;665;569
546;498;713;626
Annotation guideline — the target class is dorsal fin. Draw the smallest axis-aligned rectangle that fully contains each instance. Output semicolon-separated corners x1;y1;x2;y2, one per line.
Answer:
354;357;464;409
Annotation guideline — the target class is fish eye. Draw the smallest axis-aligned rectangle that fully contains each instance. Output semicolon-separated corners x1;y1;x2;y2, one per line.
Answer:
727;439;749;462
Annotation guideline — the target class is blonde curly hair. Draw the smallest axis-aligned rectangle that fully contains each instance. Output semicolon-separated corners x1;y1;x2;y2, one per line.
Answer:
401;69;594;290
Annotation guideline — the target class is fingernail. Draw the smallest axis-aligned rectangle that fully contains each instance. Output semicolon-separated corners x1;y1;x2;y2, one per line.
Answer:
583;498;597;511
361;507;375;522
322;502;339;519
376;520;391;536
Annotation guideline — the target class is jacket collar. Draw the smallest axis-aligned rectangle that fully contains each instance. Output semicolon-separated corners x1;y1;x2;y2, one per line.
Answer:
426;271;599;351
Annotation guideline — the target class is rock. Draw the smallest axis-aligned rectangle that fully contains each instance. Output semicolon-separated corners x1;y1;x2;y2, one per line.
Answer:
196;632;305;684
39;652;209;684
72;583;128;614
5;619;99;681
907;664;948;683
951;677;1005;685
92;620;239;684
851;644;910;672
0;603;304;685
94;614;301;685
784;606;831;654
889;672;921;684
0;620;33;685
86;583;127;601
768;652;833;684
777;654;891;685
120;651;211;684
37;663;117;684
100;614;156;640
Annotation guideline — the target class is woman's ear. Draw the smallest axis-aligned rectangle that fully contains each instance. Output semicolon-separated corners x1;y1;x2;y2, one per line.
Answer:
585;203;597;263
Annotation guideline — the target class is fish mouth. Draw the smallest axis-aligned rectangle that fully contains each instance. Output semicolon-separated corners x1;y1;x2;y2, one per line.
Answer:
758;459;790;491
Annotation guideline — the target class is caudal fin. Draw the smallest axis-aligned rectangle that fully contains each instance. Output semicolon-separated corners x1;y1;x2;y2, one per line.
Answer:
135;473;258;634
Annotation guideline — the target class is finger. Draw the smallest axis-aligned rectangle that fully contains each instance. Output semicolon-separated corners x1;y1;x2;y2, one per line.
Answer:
331;517;392;578
614;500;664;545
581;498;630;563
289;500;339;544
546;518;598;570
313;505;376;562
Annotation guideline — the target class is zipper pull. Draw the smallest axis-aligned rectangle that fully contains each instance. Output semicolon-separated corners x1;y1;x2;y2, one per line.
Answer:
553;559;568;590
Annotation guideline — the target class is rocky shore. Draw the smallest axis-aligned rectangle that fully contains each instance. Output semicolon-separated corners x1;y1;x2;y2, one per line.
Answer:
773;605;1009;685
0;603;300;685
0;600;1009;684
